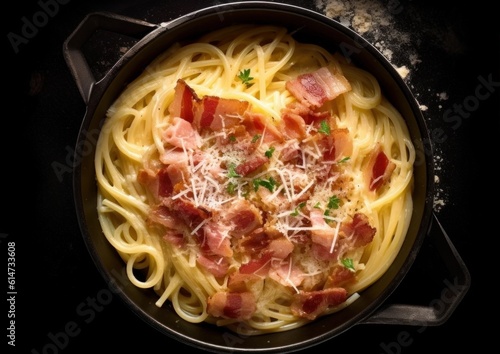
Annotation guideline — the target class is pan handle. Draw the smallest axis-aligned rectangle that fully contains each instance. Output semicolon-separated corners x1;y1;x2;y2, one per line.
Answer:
62;12;157;104
361;213;470;326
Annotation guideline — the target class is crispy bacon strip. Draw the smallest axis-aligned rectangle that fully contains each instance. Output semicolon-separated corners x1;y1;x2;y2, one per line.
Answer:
364;144;396;191
223;199;263;236
168;79;199;123
169;79;250;131
291;288;348;320
194;96;249;131
163;116;201;150
197;254;229;278
235;155;268;176
207;291;256;320
203;221;233;257
243;111;283;142
340;213;376;248
286;66;352;108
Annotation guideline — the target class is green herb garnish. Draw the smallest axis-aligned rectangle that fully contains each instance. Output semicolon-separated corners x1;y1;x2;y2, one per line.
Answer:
227;163;240;178
253;177;277;192
338;156;350;163
318;120;331;135
227;182;237;195
238;69;254;87
327;195;340;210
341;258;355;272
251;134;262;143
265;146;275;158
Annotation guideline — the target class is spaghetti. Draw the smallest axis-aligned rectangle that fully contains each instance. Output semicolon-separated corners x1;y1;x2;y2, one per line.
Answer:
94;25;415;334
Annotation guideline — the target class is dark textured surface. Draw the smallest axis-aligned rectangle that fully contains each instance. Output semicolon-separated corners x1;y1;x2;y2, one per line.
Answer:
4;0;497;353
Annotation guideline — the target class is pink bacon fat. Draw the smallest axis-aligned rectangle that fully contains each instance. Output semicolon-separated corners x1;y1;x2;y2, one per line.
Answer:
286;66;352;109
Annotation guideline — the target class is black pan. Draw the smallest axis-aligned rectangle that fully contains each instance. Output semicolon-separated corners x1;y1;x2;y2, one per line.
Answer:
63;2;470;352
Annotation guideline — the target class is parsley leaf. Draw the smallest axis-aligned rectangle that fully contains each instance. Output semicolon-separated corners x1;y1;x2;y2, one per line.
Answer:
338;156;350;163
226;182;237;195
227;163;241;178
253;177;277;192
238;69;254;87
341;258;355;272
251;134;262;143
327;195;340;209
318;120;331;135
265;146;275;158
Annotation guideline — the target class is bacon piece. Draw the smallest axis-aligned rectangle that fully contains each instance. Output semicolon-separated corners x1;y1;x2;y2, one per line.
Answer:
169;198;210;227
243;111;283;143
311;242;338;261
165;162;188;190
279;109;307;139
286;66;351;109
197;254;229;278
364;144;396;191
138;167;174;199
223;200;263;237
207;291;256;320
194;96;249;131
169;79;251;131
269;260;304;288
268;237;294;259
138;168;161;198
236;228;270;256
163;117;201;150
239;252;273;276
325;264;356;288
168;79;199;123
148;205;180;229
281;101;331;130
280;141;301;163
309;209;336;249
312;213;375;261
228;272;263;293
235;155;268;176
340;213;376;248
159;149;188;165
291;288;347;320
330;128;353;162
163;231;185;248
203;221;233;257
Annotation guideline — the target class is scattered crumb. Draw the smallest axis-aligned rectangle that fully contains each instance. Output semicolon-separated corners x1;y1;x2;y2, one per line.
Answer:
437;92;449;100
432;154;447;212
315;0;418;80
316;0;449;213
394;65;410;79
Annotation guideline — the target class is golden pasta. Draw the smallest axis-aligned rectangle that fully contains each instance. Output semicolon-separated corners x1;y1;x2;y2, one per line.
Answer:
94;25;415;335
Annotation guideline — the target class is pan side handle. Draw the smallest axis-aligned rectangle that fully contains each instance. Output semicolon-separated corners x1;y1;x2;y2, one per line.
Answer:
62;11;157;104
361;213;471;326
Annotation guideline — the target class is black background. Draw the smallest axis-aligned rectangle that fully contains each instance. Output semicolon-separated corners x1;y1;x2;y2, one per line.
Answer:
3;0;498;353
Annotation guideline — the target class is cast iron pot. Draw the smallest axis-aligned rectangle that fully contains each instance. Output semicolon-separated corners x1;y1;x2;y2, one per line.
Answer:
64;2;470;352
